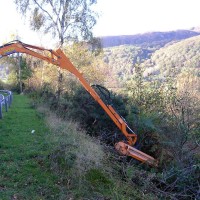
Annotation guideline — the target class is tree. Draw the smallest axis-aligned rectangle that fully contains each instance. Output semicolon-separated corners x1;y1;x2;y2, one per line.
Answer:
14;0;98;101
14;0;98;45
19;57;33;92
162;70;200;164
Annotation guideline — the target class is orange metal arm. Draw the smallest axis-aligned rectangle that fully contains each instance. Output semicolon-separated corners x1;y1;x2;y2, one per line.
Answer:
0;40;137;145
56;49;137;146
0;40;158;166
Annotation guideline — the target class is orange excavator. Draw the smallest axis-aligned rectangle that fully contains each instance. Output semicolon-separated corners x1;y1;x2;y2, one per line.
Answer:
0;40;158;166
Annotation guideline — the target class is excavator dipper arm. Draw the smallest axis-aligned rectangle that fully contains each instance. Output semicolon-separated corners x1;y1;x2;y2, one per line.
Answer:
0;40;158;167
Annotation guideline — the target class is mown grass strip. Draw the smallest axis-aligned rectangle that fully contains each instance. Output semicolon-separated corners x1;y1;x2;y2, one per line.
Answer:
0;94;60;200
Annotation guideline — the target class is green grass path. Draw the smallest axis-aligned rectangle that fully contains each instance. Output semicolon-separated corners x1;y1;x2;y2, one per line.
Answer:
0;95;60;200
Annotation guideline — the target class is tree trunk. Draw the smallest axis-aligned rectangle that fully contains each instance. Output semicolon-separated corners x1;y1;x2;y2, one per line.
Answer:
18;54;23;94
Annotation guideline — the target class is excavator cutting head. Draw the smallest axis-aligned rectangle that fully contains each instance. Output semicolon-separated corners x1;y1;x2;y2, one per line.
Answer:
115;142;158;167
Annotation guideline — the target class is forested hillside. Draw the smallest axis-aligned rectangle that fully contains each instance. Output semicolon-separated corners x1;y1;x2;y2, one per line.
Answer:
102;34;200;86
100;30;200;49
143;35;200;80
103;45;152;84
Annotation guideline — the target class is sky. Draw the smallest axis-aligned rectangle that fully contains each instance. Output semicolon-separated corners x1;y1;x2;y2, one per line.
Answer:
0;0;200;47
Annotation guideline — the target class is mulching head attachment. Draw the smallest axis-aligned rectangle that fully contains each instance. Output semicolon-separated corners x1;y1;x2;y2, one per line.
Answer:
115;141;158;167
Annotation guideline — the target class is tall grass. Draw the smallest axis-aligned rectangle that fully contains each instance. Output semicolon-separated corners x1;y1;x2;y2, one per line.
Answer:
38;105;104;174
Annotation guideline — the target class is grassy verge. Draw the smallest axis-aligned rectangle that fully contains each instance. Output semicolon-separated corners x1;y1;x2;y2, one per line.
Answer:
0;94;157;199
0;94;60;199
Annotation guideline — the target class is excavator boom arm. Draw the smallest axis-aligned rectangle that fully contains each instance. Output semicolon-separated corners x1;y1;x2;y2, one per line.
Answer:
0;41;137;144
0;40;158;166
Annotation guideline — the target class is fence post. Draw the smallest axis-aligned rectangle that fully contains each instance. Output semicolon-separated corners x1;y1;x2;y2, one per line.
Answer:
10;92;13;105
8;92;12;107
0;102;2;119
0;91;12;119
5;97;8;112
